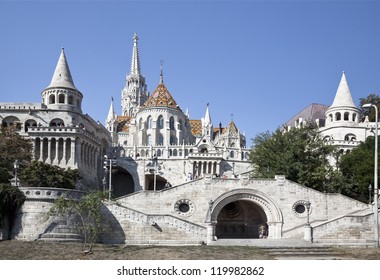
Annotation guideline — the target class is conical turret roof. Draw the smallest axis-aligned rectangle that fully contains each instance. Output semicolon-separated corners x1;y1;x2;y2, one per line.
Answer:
46;48;78;90
330;72;356;108
143;83;178;109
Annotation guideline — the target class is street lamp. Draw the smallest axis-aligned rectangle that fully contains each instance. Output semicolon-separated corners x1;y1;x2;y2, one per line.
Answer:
305;201;311;226
362;103;379;248
104;155;117;201
14;159;20;187
150;156;158;191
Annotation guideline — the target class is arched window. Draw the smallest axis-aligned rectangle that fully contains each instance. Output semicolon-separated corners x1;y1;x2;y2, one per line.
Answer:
230;150;235;158
50;118;65;127
139;118;144;130
169;116;175;130
49;94;55;104
147;116;153;129
352;113;357;122
24;119;37;132
157;115;164;129
335;112;341;121
344;112;349;121
157;134;164;145
329;114;333;122
59;94;65;103
2;116;21;130
179;119;183;131
68;96;74;105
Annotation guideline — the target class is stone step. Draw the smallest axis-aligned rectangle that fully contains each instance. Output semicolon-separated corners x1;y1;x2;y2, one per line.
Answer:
38;233;84;241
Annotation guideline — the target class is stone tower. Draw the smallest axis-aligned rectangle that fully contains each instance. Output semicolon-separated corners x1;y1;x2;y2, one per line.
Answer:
121;33;149;117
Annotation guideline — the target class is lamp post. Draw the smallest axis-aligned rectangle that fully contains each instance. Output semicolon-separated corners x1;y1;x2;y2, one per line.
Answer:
303;201;312;242
104;155;117;201
14;159;20;187
363;103;379;248
305;201;311;226
151;156;158;191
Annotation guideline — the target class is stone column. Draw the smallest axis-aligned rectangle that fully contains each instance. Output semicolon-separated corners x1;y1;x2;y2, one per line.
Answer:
47;138;52;164
206;222;217;245
304;225;313;242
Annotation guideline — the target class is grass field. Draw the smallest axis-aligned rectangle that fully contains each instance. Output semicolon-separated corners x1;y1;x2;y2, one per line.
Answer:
1;240;380;260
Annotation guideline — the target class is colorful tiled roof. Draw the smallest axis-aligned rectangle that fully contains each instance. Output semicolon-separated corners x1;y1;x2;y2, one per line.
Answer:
143;83;178;109
117;116;132;132
189;120;202;136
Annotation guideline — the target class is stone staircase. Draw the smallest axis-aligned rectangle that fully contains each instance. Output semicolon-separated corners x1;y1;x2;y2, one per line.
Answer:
35;220;84;243
104;202;207;245
264;246;345;260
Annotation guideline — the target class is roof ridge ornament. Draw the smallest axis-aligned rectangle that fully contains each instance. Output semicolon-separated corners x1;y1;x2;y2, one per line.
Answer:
160;60;164;84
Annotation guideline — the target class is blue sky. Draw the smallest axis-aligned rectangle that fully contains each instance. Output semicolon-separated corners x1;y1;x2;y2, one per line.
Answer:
1;0;380;146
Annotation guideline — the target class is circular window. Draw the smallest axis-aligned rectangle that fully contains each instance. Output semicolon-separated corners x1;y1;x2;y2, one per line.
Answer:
174;199;195;216
178;203;190;213
292;200;312;218
295;204;305;214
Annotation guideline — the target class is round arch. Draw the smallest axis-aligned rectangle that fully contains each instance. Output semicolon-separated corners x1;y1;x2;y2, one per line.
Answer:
209;189;283;239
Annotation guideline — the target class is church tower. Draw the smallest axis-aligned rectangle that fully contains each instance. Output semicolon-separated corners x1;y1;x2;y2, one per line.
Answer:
121;33;149;117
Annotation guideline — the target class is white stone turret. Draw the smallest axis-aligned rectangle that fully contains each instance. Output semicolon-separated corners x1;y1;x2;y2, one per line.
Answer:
325;72;360;126
121;33;149;117
106;97;118;143
201;103;213;141
41;48;83;113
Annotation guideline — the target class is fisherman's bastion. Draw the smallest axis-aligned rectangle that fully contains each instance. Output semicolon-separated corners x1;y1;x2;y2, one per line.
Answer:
0;34;378;246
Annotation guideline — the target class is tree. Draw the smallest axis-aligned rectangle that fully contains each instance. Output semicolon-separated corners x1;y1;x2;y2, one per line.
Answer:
359;93;380;122
0;184;26;236
0;126;32;184
19;161;80;189
249;122;337;192
48;191;105;254
338;136;377;202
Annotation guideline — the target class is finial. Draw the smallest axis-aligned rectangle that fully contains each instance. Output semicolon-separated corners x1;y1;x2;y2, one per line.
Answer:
231;113;234;121
206;102;209;107
133;33;138;42
159;60;164;84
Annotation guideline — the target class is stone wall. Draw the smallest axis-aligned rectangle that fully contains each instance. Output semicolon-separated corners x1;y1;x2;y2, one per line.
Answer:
12;187;85;241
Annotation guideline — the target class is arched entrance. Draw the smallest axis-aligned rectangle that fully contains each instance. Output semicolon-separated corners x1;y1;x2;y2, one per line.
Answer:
215;200;268;239
112;168;135;198
146;174;167;191
208;189;283;241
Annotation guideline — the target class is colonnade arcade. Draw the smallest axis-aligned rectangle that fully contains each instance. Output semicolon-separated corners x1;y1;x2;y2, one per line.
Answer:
32;136;101;172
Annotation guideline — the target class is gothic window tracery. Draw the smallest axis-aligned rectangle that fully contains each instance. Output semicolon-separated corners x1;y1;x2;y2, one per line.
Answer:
147;116;153;129
169;116;175;130
157;115;164;129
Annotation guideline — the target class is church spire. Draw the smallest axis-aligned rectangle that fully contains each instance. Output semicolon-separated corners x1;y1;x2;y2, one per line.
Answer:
106;97;116;125
47;48;77;90
130;33;141;75
330;71;356;108
121;33;149;117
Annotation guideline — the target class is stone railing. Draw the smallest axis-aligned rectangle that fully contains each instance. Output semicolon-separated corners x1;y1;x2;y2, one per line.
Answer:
19;187;85;201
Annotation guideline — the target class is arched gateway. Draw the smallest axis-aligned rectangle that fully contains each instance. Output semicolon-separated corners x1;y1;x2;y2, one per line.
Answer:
206;189;283;243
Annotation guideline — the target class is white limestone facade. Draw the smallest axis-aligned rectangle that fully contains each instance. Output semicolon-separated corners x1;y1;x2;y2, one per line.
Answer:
2;34;379;246
0;48;112;190
105;34;251;197
287;72;376;155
